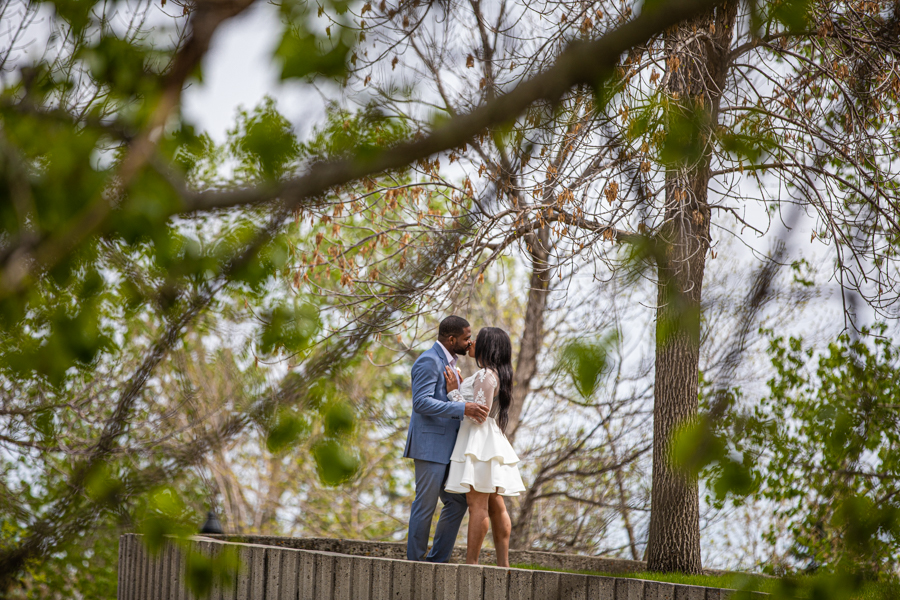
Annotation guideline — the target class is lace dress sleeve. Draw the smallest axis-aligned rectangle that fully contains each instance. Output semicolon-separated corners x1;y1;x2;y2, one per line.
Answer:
448;388;465;403
473;369;498;411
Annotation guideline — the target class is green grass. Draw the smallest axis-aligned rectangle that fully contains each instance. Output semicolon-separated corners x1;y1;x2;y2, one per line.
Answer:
510;564;899;600
510;564;775;591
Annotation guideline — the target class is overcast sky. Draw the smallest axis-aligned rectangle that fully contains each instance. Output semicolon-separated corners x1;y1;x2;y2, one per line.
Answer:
0;0;888;571
182;2;327;143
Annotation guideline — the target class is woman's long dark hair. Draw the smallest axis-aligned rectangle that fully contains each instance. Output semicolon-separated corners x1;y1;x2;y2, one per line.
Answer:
473;327;514;434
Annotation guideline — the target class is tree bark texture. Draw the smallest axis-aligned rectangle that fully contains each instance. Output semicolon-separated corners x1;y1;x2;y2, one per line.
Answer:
607;424;641;561
506;224;552;444
508;475;540;549
646;2;737;574
506;225;550;550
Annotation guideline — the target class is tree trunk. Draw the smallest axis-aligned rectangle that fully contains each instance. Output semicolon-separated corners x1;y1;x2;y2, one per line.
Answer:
646;2;737;574
257;456;284;531
506;224;550;550
508;475;540;549
506;224;551;443
607;424;641;560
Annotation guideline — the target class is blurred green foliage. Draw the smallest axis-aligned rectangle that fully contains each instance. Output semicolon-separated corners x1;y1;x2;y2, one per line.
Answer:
228;97;301;182
674;326;900;591
0;18;433;580
2;0;899;597
746;327;900;577
556;333;617;400
0;14;384;587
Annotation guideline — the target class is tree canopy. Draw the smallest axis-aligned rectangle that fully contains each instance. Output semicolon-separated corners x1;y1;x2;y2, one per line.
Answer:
2;0;900;597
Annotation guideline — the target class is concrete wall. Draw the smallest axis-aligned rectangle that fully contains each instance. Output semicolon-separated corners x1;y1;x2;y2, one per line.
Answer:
118;534;763;600
216;535;651;576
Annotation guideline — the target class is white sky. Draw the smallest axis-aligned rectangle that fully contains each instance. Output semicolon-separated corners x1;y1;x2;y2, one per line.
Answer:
178;0;876;334
3;0;889;570
182;2;327;143
178;6;883;566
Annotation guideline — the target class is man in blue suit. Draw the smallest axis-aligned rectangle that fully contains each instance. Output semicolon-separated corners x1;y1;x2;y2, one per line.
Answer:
405;315;488;562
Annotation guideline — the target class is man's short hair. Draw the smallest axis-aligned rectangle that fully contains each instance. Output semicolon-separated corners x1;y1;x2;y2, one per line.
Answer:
439;315;470;339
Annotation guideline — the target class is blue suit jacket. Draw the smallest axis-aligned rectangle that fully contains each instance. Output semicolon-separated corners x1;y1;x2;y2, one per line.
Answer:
403;342;466;464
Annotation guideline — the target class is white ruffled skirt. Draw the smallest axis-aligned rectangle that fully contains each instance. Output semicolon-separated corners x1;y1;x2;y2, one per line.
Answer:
445;417;526;496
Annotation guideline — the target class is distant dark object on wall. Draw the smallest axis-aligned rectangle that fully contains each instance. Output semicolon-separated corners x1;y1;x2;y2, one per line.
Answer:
199;511;224;535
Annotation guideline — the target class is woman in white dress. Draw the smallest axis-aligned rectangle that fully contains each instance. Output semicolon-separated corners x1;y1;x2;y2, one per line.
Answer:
442;327;525;567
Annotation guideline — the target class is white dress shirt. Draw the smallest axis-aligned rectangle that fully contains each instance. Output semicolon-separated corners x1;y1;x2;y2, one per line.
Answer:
438;341;462;386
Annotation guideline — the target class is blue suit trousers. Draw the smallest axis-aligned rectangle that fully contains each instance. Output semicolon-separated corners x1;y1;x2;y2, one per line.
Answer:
406;459;467;562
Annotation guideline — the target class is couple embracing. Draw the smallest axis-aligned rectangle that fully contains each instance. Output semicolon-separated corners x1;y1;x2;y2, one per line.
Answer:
404;316;526;567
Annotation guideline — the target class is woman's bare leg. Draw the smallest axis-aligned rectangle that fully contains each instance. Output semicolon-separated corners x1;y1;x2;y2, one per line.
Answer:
488;493;512;567
466;491;490;564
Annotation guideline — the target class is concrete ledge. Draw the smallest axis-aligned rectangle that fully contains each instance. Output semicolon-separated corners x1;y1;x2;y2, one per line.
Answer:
215;534;654;575
118;534;765;600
